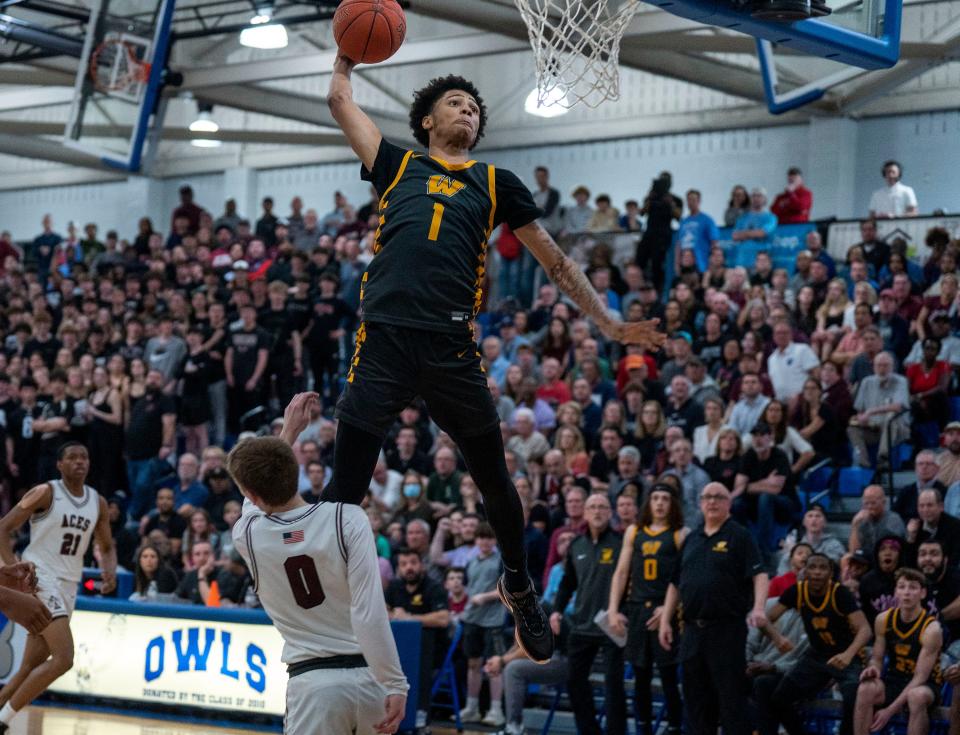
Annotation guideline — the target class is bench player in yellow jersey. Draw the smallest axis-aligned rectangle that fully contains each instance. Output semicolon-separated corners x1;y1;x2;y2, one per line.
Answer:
325;56;665;662
607;483;687;735
759;552;872;735
853;567;943;735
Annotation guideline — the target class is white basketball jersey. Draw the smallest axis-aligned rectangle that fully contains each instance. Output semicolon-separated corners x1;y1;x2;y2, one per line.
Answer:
22;480;99;583
234;499;408;697
235;501;365;664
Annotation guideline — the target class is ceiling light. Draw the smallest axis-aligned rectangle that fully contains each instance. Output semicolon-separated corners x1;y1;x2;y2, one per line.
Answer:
191;138;222;148
240;7;287;49
524;86;570;118
189;109;219;134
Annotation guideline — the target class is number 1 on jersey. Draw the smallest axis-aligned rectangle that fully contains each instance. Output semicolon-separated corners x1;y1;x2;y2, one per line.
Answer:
428;202;445;241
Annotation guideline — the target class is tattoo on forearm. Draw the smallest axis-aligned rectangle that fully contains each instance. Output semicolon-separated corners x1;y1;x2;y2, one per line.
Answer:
549;255;610;327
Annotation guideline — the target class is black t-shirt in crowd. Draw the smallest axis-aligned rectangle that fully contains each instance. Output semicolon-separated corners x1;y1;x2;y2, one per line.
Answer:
385;573;448;649
257;305;296;358
926;567;960;642
306;296;354;353
24;335;61;368
665;398;704;439
125;390;176;460
739;446;796;500
176;569;204;604
704;455;740;491
36;397;73;459
204;326;228;383
360;139;541;334
144;510;188;541
227;326;270;383
205;486;243;531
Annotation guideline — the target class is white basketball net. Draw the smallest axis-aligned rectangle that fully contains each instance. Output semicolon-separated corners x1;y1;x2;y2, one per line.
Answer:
514;0;642;110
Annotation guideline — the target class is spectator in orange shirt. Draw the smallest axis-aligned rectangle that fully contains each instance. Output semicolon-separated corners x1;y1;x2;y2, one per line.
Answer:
771;167;813;224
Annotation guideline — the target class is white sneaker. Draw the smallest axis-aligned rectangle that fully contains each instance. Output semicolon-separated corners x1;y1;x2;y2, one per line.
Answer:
459;705;482;723
482;709;506;727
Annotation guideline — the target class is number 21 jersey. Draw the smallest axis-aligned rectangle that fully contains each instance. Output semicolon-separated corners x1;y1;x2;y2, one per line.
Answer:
22;479;99;583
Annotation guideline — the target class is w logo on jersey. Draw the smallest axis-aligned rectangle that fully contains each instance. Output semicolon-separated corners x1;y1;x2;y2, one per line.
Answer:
428;175;465;198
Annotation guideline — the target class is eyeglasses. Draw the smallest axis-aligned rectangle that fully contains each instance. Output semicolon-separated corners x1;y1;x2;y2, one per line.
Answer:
700;494;729;503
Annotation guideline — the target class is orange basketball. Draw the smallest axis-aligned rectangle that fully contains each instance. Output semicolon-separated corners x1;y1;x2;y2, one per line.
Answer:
332;0;406;64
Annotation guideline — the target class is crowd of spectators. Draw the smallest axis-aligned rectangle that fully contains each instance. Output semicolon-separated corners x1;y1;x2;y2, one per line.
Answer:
0;153;955;734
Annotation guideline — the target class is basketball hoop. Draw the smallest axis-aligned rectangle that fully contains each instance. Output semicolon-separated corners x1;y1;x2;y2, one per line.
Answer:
513;0;642;110
89;38;152;98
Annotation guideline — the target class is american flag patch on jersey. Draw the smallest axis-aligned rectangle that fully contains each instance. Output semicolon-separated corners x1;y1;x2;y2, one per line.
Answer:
283;530;304;544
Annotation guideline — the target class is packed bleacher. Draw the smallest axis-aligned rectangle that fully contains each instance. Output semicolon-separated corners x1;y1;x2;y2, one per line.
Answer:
1;159;959;735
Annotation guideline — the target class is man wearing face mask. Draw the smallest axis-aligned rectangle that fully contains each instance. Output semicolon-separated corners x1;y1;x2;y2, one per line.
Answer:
125;368;177;523
385;548;450;731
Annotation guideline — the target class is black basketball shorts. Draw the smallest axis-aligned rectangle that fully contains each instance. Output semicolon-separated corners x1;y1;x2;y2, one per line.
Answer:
335;321;500;440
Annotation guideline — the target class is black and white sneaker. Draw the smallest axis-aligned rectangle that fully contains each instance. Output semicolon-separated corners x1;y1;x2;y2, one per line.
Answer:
497;576;554;664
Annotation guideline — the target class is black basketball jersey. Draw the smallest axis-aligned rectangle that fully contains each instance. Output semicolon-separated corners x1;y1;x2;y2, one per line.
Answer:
884;608;941;685
628;525;681;604
781;581;859;657
360;139;541;334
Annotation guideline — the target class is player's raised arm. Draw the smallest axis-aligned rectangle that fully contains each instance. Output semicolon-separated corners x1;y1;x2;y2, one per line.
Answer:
328;56;383;172
0;484;52;567
514;220;666;352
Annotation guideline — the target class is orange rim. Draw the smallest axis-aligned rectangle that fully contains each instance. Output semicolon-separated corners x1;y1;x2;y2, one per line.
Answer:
89;40;152;92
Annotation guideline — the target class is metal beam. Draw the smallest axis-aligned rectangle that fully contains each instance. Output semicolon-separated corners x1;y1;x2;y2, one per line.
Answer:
0;130;113;168
479;104;815;151
840;14;960;111
191;84;413;142
0;86;74;111
0;165;125;191
0;65;73;84
177;33;528;91
0;119;348;144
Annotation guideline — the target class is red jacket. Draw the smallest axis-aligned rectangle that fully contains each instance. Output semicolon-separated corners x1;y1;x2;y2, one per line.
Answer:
771;185;813;224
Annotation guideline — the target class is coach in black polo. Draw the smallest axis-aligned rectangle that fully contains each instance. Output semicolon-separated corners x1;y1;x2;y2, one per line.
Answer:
659;481;768;735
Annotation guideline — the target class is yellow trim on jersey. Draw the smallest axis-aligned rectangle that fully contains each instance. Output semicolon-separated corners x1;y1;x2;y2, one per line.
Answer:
801;581;834;614
486;164;497;236
372;149;415;257
830;583;843;616
626;524;639;546
643;526;668;537
430;155;477;171
891;608;927;640
379;149;416;208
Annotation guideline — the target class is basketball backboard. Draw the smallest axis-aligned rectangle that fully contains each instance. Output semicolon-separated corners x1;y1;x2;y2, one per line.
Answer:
645;0;901;69
63;0;175;172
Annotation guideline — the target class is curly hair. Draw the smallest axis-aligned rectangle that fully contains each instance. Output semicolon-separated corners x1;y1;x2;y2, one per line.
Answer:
408;75;487;150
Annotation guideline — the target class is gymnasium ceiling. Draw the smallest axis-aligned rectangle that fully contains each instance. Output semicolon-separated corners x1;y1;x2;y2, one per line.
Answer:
0;0;959;189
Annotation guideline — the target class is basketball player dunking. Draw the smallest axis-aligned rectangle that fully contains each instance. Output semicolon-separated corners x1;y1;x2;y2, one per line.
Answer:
229;392;408;735
325;55;665;663
0;442;116;732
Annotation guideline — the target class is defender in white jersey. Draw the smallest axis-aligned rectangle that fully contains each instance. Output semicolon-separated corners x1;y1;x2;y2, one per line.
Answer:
228;393;408;735
0;442;116;732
